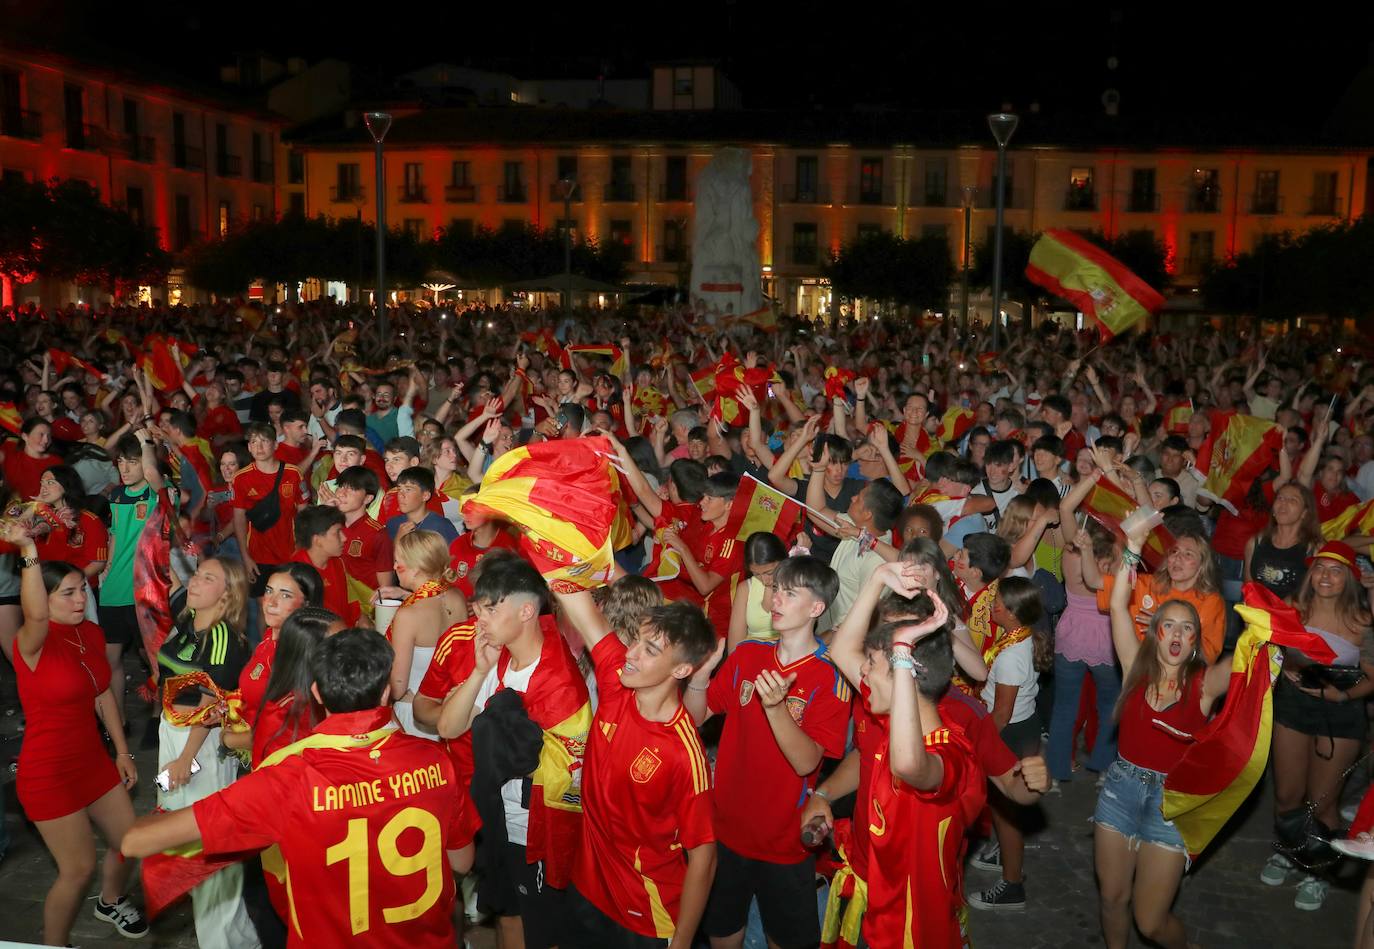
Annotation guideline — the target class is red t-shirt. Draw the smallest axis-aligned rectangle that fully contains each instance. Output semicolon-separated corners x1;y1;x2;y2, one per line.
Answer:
847;691;886;881
237;637;312;768
1316;487;1359;525
863;726;985;949
275;441;309;468
706;639;851;863
446;529;520;598
342;515;393;590
35;509;108;572
232;462;307;565
938;688;1018;780
653;503;712;608
414;620;483;852
377;486;447;527
700;527;744;637
2;449;60;501
574;635;714;939
198;404;243;443
194;707;462;948
291;550;361;625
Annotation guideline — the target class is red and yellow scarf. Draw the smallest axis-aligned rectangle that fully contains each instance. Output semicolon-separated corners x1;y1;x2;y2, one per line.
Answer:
385;579;448;640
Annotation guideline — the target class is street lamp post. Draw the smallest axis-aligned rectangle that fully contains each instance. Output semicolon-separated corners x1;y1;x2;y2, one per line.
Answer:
559;177;575;313
365;112;393;339
987;112;1018;350
959;186;975;337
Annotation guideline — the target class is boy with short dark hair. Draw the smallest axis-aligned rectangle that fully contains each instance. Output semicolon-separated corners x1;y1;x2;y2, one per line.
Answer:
384;466;458;544
331;464;394;605
292;504;359;624
684;555;850;949
232;420;307;595
554;587;718;948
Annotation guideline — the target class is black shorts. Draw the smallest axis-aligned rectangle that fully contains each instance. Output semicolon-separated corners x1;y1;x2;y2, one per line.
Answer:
562;885;669;949
0;595;18;607
1000;713;1044;758
479;842;565;949
1273;674;1368;741
96;603;139;647
249;565;282;600
702;841;819;948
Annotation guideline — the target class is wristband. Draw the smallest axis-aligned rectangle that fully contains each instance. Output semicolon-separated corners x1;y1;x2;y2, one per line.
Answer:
890;655;916;672
1121;548;1143;568
686;682;709;692
810;787;831;802
890;641;913;654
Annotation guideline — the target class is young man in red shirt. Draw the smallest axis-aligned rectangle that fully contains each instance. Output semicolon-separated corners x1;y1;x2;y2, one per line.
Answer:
447;501;520;599
662;472;745;638
683;555;850;949
274;408;321;472
291;504;360;625
233;422;308;597
331;465;394;604
121;628;465;948
553;582;718;949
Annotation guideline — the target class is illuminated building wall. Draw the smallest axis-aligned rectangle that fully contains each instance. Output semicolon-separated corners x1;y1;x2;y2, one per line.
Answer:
0;44;281;305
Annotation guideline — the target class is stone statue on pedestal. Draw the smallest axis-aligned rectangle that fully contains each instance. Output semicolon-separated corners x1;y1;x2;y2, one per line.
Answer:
690;148;762;320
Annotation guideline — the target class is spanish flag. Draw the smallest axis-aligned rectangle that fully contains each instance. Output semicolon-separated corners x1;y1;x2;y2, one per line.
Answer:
976;351;1001;374
690;365;717;404
519;329;568;369
460;437;621;592
0;402;21;435
1080;475;1174;571
1025;229;1165;340
737;306;779;333
631;384;667;418
138;334;198;391
725;474;802;544
1162;583;1337;858
48;348;103;379
712;361;779;428
1321;497;1374;541
510;626;592;890
565;344;628;379
1164;400;1195;435
939;405;976;446
823;366;854;402
1194;412;1282;515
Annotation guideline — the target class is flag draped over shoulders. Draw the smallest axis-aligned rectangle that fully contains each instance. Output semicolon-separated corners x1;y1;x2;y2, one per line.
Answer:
1321;497;1374;541
1162;583;1338;858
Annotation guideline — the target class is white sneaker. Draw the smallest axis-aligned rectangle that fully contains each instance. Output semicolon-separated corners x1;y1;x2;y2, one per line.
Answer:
1294;875;1329;911
461;871;487;925
1260;852;1294;886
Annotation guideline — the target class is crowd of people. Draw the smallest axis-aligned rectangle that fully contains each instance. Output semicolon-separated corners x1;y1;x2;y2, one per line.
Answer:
0;295;1372;949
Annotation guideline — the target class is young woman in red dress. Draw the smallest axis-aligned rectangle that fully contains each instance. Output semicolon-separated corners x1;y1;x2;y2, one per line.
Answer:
1;520;147;943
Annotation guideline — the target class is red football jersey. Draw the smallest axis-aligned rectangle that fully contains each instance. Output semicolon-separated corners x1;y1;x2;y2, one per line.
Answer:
275;441;309;468
699;526;744;637
446;529;520;598
35;509;108;572
342;515;393;589
194;708;462;948
847;689;886;881
416;621;481;850
291;550;360;625
653;502;712;608
706;639;851;862
862;726;985;949
377;486;447;526
938;688;1018;780
197;404;242;443
2;450;60;502
574;636;714;939
232;462;307;565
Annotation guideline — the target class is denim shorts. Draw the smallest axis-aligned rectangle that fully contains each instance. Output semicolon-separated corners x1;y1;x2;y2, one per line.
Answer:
1092;757;1190;864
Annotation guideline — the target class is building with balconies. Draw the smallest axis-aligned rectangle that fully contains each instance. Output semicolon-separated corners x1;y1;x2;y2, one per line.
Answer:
0;41;283;306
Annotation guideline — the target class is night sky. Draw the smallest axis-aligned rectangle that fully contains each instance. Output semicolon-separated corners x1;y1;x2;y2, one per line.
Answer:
9;0;1374;124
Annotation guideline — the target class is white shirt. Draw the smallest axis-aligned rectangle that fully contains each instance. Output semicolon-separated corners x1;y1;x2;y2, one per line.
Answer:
827;515;885;626
981;637;1038;725
473;656;541;845
1356;460;1374;503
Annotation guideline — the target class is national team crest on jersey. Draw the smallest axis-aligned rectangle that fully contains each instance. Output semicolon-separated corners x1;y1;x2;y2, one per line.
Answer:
249;663;265;681
630;747;662;784
348;539;362;558
456;561;469;579
786;695;807;724
739;680;755;706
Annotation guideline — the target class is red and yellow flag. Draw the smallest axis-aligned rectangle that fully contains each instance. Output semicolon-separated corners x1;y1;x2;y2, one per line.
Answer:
823;366;854;402
48;348;103;379
1164;400;1195;435
1025;229;1165;340
939;405;976;446
1080;475;1174;571
1321;497;1374;541
565;344;628;378
689;365;716;404
520;329;568;369
0;402;21;435
460;437;621;591
1194;412;1282;515
725;474;802;544
737;306;778;333
138;334;198;391
1163;583;1338;858
712;361;780;428
631;384;667;419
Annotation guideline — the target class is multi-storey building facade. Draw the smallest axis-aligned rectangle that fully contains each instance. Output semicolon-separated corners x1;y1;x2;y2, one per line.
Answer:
288;100;1372;315
0;43;282;305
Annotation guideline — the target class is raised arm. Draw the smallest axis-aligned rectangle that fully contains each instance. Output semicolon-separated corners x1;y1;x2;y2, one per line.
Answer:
1109;530;1147;674
887;598;952;790
553;587;612;653
603;429;664;520
768;415;820;496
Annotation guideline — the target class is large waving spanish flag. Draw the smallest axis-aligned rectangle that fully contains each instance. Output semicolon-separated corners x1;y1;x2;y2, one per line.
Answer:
712;361;779;428
1025;229;1165;340
1080;474;1174;571
460;437;621;592
138;334;198;391
48;348;103;379
1162;583;1337;859
1194;412;1282;515
939;405;976;446
1321;497;1374;541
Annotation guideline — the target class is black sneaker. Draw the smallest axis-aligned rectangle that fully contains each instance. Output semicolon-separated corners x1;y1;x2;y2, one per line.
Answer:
970;840;1002;872
967;878;1025;911
93;897;149;939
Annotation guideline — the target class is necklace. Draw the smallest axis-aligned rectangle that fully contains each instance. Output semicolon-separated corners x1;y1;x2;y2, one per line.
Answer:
61;623;85;655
